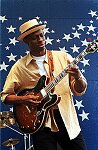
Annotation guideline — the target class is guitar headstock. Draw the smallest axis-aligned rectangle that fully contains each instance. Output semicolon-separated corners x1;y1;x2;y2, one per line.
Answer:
85;38;98;54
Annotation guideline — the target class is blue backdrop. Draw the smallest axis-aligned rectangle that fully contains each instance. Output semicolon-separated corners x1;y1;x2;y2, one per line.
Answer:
0;0;98;150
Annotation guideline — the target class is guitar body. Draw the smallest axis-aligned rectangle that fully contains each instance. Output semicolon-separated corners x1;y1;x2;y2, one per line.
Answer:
13;41;98;134
13;75;59;134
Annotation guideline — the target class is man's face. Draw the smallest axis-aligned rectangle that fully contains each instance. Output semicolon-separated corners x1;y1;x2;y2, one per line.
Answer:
24;29;46;54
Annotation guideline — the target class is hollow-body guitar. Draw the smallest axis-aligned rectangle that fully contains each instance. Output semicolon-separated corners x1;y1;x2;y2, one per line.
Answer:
13;40;98;134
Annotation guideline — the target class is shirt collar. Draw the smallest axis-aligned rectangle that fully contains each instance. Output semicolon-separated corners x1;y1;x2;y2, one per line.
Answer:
26;51;49;66
26;53;34;66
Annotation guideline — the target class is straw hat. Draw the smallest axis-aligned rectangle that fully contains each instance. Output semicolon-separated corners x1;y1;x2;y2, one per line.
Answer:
17;19;46;41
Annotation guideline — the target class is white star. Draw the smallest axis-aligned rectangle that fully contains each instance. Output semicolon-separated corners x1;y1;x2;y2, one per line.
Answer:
45;37;54;45
63;33;72;42
25;50;30;55
6;53;17;62
44;21;48;24
72;27;76;30
5;46;10;50
43;28;50;34
59;46;68;53
72;31;81;38
70;44;80;53
87;24;96;32
10;107;13;112
0;15;7;23
39;21;42;24
86;32;90;35
88;10;97;17
9;37;19;45
79;110;89;121
35;16;40;20
77;23;86;31
89;20;93;24
0;61;9;71
81;39;89;46
56;39;61;43
51;30;55;33
81;69;85;73
74;100;84;110
20;55;23;58
96;16;98;20
80;58;90;67
6;25;16;33
92;33;96;36
18;17;22;20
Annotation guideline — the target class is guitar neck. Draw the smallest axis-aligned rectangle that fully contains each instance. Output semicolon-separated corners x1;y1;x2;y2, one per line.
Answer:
44;38;98;94
45;49;88;94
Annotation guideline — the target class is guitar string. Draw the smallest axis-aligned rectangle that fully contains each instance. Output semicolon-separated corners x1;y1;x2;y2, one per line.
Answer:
44;66;75;95
42;43;98;98
43;40;98;96
44;49;88;95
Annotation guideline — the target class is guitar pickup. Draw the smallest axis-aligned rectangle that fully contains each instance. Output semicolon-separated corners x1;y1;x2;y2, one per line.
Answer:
40;89;47;98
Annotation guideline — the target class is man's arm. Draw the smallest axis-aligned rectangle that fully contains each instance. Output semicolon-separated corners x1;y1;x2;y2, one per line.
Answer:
67;65;87;96
4;94;40;105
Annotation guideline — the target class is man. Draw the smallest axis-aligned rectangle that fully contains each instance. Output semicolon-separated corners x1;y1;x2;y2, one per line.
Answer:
1;19;87;150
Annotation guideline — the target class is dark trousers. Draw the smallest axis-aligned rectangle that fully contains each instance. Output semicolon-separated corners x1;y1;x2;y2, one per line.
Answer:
32;109;87;150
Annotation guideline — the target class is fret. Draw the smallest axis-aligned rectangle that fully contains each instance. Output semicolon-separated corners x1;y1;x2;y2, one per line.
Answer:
73;59;78;65
73;50;88;65
54;77;59;83
78;55;83;60
59;72;65;78
73;57;81;64
44;40;98;95
45;71;67;94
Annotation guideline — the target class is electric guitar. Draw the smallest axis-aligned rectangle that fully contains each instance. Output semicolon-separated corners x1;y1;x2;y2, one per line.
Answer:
13;39;98;134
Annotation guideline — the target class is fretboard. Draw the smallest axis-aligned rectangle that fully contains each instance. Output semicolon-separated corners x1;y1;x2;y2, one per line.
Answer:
45;49;88;94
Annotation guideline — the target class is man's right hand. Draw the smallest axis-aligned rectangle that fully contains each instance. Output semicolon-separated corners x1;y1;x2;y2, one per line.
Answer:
4;94;41;106
23;94;41;105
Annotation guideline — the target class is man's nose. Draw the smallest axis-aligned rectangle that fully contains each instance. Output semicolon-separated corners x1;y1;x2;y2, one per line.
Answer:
37;36;43;41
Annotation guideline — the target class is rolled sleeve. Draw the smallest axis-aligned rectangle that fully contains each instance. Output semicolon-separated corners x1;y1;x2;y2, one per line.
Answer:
1;67;20;102
0;93;9;102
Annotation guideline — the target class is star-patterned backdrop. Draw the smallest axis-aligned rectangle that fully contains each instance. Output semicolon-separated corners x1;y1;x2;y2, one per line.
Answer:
0;0;98;150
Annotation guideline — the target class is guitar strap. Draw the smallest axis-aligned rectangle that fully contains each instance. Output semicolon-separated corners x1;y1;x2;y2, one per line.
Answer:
47;50;54;82
47;50;59;120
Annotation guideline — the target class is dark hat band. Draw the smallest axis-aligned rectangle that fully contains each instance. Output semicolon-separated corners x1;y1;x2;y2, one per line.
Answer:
22;24;43;34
